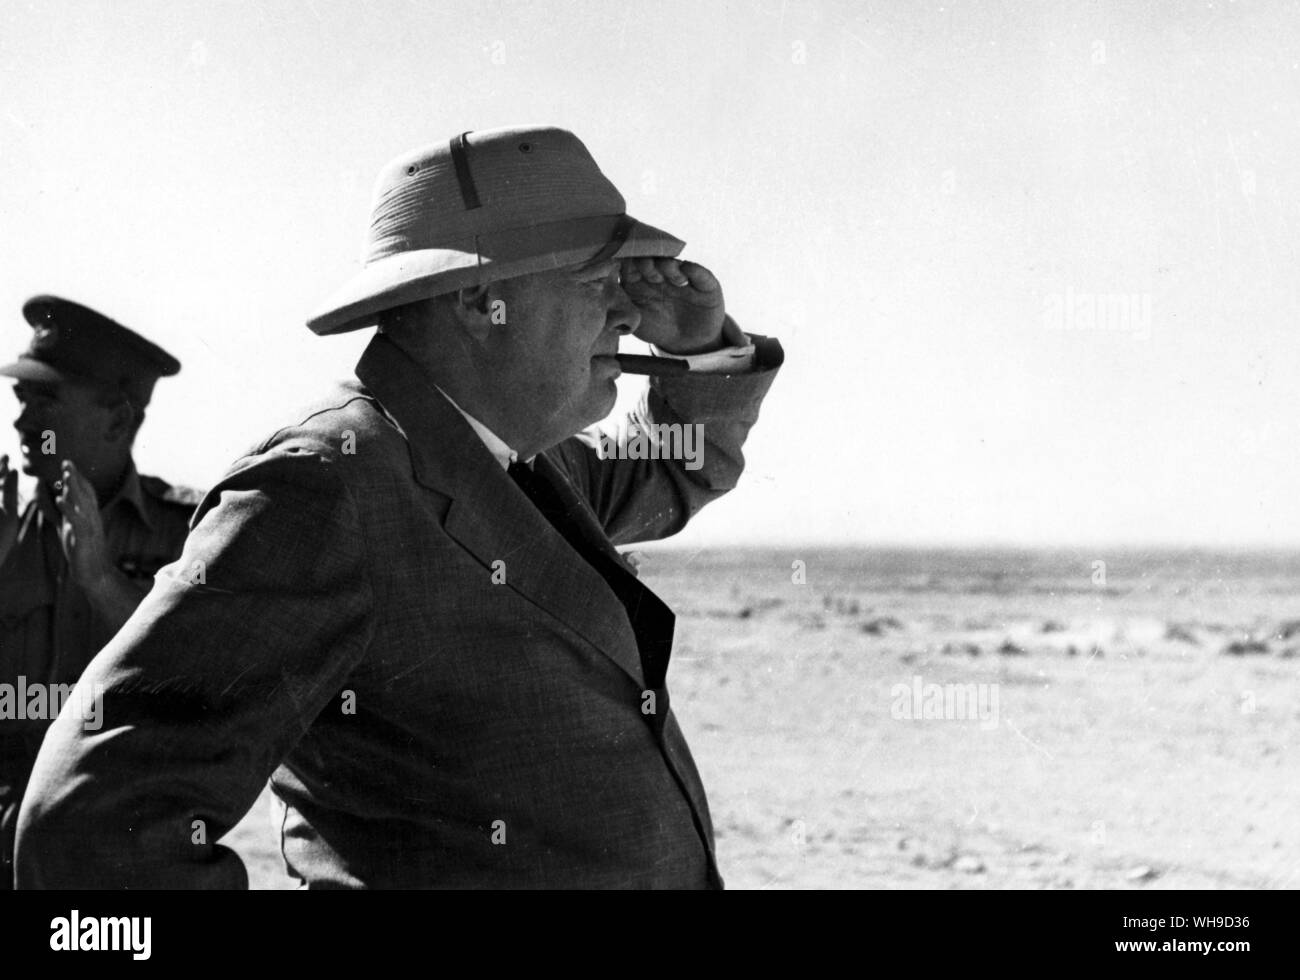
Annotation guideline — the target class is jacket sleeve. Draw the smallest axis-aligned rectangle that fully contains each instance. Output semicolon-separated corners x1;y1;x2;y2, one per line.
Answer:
14;440;374;889
552;334;783;546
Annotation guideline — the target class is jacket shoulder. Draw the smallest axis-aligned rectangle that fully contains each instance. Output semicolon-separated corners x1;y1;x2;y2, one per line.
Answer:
247;382;389;457
232;382;411;496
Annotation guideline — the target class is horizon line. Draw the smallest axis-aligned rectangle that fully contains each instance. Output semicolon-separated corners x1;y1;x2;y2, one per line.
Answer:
636;540;1300;553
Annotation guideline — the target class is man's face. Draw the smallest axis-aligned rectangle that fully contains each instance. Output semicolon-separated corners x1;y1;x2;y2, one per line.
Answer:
487;258;641;436
11;378;119;487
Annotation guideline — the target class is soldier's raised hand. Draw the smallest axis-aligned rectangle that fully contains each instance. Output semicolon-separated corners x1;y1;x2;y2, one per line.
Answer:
56;459;110;588
0;454;18;567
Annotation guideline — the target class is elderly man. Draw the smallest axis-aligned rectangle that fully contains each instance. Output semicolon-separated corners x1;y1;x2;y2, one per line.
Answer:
16;126;782;889
0;296;197;888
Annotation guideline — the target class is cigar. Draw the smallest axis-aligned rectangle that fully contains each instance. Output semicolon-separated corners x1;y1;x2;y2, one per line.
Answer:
614;354;690;376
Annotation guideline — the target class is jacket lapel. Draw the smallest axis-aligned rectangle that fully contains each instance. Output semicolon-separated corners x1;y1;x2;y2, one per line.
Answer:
353;334;646;688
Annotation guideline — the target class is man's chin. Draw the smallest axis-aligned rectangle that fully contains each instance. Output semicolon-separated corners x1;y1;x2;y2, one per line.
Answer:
567;381;618;433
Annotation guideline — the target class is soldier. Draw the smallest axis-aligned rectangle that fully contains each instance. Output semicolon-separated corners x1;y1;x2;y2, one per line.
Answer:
0;295;199;887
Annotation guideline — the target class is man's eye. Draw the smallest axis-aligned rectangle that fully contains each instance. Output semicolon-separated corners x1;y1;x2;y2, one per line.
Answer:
581;267;620;290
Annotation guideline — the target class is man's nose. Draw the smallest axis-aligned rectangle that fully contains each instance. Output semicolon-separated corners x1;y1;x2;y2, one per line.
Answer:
609;287;641;335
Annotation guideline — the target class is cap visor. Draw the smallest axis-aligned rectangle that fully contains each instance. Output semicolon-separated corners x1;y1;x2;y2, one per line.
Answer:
0;358;72;384
307;213;684;336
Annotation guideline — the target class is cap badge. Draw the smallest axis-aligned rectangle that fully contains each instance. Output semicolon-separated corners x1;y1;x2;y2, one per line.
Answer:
33;323;58;349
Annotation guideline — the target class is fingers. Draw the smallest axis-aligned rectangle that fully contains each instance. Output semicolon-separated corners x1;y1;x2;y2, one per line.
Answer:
624;257;713;291
677;261;720;293
55;460;87;517
55;461;88;562
59;518;76;559
634;256;662;284
656;258;689;287
0;455;14;517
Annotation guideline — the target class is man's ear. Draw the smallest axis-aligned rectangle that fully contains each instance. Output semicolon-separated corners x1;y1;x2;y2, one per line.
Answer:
102;397;136;445
448;284;495;344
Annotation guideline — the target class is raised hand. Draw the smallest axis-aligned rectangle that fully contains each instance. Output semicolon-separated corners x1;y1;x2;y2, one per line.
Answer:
56;459;110;589
0;455;18;568
621;257;745;355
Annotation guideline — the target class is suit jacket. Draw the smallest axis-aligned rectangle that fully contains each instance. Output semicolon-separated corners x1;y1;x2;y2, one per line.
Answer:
15;332;781;888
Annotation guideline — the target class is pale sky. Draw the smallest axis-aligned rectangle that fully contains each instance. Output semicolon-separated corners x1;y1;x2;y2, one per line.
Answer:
2;0;1297;547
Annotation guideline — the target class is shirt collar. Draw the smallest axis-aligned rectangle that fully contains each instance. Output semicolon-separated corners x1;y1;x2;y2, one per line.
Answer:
110;463;154;529
34;461;154;530
431;384;529;470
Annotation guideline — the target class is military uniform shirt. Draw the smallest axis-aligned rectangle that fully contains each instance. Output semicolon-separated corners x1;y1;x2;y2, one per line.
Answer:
0;466;198;795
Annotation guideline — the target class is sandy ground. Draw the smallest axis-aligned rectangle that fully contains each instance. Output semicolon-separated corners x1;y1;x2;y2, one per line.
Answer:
225;548;1300;889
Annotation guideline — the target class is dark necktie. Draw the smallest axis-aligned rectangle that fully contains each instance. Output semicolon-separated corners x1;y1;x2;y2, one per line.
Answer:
507;460;674;730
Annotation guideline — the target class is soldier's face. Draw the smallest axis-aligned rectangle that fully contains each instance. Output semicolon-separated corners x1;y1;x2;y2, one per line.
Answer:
11;379;118;487
490;259;641;434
